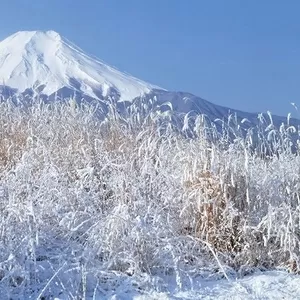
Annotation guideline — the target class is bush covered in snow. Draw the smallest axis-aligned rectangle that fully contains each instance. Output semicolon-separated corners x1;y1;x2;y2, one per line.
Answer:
0;98;299;298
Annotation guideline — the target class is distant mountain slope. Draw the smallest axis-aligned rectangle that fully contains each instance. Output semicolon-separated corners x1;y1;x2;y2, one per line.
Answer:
143;90;300;130
0;30;161;101
0;30;299;131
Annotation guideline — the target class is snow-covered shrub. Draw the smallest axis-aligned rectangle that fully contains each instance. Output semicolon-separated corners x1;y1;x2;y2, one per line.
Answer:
0;97;299;298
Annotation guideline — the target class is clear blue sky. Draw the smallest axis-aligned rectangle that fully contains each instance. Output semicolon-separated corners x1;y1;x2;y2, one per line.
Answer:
0;0;300;116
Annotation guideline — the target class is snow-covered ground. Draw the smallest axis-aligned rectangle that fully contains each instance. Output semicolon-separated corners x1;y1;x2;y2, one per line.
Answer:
107;270;300;299
43;269;299;299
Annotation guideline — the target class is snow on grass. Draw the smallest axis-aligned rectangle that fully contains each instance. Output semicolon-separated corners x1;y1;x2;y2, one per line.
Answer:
0;98;299;298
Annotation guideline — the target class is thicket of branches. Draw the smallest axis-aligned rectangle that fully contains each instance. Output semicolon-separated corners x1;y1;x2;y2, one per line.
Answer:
0;98;299;298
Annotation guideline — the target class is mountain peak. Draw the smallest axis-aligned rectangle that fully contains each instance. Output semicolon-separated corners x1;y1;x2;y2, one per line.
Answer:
13;30;60;37
2;30;62;47
0;30;160;101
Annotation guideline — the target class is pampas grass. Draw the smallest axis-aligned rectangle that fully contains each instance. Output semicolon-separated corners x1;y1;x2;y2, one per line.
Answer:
0;96;299;298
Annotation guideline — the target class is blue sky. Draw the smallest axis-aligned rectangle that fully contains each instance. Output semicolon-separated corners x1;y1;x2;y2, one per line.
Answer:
1;0;300;116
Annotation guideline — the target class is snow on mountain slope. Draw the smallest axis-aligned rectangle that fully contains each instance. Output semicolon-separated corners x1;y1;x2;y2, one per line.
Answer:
145;89;300;131
0;30;161;101
0;30;299;130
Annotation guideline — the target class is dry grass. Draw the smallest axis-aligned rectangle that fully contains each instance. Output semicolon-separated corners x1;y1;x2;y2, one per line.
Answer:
0;98;299;297
0;122;28;171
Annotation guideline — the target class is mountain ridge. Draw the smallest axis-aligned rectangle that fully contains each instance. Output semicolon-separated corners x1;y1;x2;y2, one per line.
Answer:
0;30;161;102
0;30;299;130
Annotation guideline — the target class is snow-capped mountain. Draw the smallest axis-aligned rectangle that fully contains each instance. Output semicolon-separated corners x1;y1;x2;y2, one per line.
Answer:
0;30;161;101
0;30;298;131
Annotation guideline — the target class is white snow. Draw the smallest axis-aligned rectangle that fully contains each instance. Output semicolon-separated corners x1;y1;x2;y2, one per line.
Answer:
107;271;300;299
0;30;161;101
